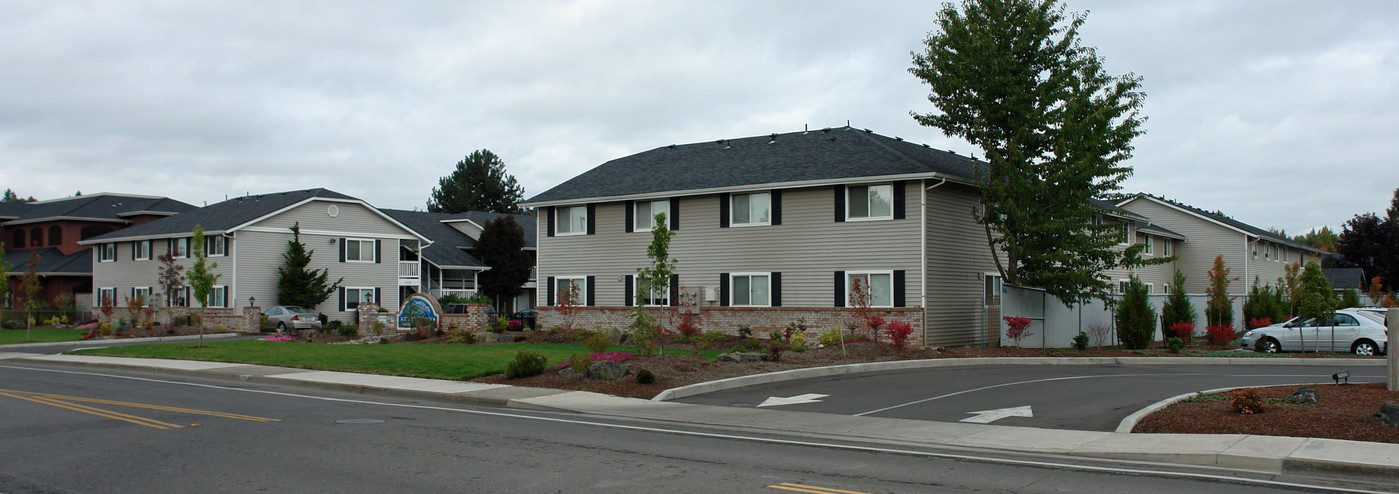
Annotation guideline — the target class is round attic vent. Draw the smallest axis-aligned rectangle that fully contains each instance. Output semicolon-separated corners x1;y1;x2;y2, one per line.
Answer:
327;205;340;217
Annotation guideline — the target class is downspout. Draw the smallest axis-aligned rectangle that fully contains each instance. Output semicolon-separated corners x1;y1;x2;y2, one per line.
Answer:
921;176;947;347
1243;235;1255;329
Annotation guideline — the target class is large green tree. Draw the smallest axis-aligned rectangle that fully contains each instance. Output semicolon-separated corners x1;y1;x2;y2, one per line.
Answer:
276;222;343;309
472;216;531;312
427;149;526;214
910;0;1150;304
1337;186;1399;292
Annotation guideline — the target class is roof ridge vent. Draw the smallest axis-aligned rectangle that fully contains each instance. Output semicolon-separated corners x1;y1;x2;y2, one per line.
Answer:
667;144;676;150
895;136;903;141
768;133;777;144
821;128;831;133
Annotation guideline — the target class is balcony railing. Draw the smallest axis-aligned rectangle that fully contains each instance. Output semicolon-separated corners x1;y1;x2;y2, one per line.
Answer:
529;266;537;281
399;261;420;279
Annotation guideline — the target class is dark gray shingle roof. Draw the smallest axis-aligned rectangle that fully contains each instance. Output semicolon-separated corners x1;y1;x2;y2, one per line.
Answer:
524;127;983;204
0;193;194;225
1323;268;1366;290
379;209;536;269
3;248;92;276
82;189;358;242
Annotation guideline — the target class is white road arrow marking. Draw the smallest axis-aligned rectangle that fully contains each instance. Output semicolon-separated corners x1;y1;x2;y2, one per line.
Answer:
757;393;829;408
960;405;1033;424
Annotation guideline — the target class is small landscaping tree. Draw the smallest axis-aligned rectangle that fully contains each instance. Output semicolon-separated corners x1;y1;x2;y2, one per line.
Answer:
157;252;185;307
1278;261;1302;317
0;241;10;329
1294;260;1335;353
1115;276;1156;350
187;226;222;348
1339;288;1360;309
276;222;342;310
1160;269;1195;333
632;212;677;354
1003;316;1032;347
1367;276;1386;306
1204;255;1237;327
17;249;42;341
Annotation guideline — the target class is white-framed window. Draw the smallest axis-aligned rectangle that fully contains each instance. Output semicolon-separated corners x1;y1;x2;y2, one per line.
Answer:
556;206;588;235
170;287;190;307
207;236;227;257
1252;244;1258;259
345;287;375;309
97;287;117;306
1141;234;1153;255
731;192;771;226
345;238;376;262
847;271;893;308
983;273;1003;304
1282;247;1288;263
1163;239;1173;257
636;276;669;306
1162;283;1170;294
847;184;893;221
97;243;117;262
134;240;152;260
1144;283;1154;293
1118;222;1130;245
634;200;670;231
171;237;189;258
131;287;153;306
730;272;771;307
1270;244;1278;261
555;277;586;305
1116;279;1130;294
210;286;227;308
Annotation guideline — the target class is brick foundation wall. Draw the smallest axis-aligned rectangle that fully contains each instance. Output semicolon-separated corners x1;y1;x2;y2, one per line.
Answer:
356;303;493;334
95;306;260;333
536;306;925;347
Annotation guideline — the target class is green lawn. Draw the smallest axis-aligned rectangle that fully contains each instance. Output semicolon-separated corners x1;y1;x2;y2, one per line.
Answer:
70;341;722;380
0;328;88;345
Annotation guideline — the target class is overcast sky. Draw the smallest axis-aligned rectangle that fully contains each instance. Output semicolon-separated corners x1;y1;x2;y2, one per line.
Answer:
2;0;1395;235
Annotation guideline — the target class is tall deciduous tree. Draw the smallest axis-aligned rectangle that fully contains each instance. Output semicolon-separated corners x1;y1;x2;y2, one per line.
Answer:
909;0;1150;304
157;252;185;307
1337;186;1399;292
276;222;342;309
473;216;531;313
187;226;222;347
427;149;526;214
1204;255;1237;327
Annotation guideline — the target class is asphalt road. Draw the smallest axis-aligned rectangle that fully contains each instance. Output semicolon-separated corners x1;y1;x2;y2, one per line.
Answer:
0;363;1375;493
675;362;1389;431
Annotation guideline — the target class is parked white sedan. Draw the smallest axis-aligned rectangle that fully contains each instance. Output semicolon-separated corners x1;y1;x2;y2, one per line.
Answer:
1240;309;1388;355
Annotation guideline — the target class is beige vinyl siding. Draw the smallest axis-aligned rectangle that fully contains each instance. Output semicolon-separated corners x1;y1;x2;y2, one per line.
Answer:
1100;224;1178;292
1119;198;1248;296
923;183;1001;347
246;200;417;239
90;238;235;307
536;183;922;308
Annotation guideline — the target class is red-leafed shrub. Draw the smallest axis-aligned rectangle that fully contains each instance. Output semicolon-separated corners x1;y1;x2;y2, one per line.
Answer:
1247;317;1272;330
886;321;914;351
507;320;523;332
1231;388;1264;414
676;314;701;338
1167;322;1195;345
1206;324;1235;347
1004;316;1032;346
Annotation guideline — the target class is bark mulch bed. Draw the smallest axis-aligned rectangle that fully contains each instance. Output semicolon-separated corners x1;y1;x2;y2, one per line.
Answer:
1132;383;1399;444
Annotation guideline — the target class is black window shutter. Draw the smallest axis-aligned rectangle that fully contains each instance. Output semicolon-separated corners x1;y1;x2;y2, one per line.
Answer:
111;243;117;263
894;270;906;307
338;287;346;311
585;276;596;306
546;277;555;306
834;271;846;307
586;204;596;235
893;181;906;219
719;273;730;307
339;238;346;262
771;190;782;225
772;272;782;307
546;207;556;237
374;287;382;304
130;241;135;260
669;198;680;230
719;193;730;228
669;274;679;307
624;201;635;233
834;185;846;222
624;275;634;306
166;239;172;255
375;239;382;263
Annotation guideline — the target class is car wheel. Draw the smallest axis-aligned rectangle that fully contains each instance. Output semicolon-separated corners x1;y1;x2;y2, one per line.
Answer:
277;322;287;333
1352;340;1378;356
1262;338;1281;353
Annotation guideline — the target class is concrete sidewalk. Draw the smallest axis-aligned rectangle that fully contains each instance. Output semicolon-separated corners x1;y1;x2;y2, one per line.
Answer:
7;353;1398;482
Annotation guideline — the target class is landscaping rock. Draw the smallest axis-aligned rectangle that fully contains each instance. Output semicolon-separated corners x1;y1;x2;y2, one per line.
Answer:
1290;386;1319;404
1377;402;1399;427
716;352;766;363
558;368;576;379
602;327;626;345
586;360;628;381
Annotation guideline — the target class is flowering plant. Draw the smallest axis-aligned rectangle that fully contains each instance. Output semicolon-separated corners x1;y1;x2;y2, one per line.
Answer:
1004;316;1033;346
262;334;299;342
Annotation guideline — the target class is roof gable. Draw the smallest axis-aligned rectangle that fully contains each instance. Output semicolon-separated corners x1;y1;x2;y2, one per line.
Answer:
1118;194;1323;254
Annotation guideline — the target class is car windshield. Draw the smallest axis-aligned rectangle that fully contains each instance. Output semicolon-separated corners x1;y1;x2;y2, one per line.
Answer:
286;307;312;314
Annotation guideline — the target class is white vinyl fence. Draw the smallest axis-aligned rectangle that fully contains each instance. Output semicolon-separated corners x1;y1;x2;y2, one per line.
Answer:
997;284;1244;348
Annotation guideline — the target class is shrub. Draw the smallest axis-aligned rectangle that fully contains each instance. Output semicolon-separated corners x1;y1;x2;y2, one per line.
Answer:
784;318;807;340
694;330;727;349
569;353;592;377
504;349;548;378
766;341;783;361
789;333;807;352
1072;332;1089;350
676;315;701;339
1086;322;1111;347
886;321;914;350
742;339;763;351
1254;337;1269;353
1247;317;1272;330
336;325;358;337
1166;336;1183;353
1166;322;1195;345
507;320;523;332
636;369;656;384
819;327;842;347
1004;316;1032;346
514;335;528;342
1206;324;1235;347
443;328;476;344
768;331;783;342
584;331;611;354
1231;388;1264;414
490;316;509;333
1115;277;1157;350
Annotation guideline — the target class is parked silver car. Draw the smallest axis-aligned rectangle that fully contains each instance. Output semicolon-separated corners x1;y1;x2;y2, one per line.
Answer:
1240;309;1388;355
262;306;323;332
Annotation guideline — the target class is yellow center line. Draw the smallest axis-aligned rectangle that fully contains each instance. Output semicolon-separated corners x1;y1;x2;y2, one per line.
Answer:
0;390;181;430
23;392;280;422
767;483;871;494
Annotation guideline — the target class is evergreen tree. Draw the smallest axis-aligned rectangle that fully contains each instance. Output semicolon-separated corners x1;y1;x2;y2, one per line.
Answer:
473;216;531;312
1160;269;1195;329
276;222;342;309
1295;260;1336;353
909;0;1155;304
427;149;526;214
1115;276;1156;350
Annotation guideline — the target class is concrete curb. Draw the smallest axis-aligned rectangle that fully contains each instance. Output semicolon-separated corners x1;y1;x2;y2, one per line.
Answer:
1114;384;1305;433
0;332;243;349
653;355;1384;401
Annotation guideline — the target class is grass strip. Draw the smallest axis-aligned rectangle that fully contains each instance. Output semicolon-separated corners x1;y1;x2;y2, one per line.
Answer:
0;328;88;345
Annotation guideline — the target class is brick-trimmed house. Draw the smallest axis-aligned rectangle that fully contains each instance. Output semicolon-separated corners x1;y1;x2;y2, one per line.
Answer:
1;193;194;312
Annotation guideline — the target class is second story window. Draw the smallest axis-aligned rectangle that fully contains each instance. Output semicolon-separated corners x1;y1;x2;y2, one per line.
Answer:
97;243;117;262
556;206;588;235
207;236;227;256
634;200;670;231
847;184;893;220
345;239;376;262
171;237;189;258
1141;234;1153;255
134;240;152;260
731;192;771;226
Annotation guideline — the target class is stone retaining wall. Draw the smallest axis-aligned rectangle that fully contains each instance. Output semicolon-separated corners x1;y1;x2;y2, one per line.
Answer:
536;306;925;347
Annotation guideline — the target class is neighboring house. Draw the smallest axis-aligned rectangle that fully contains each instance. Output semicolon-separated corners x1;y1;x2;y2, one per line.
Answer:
1323;267;1366;295
380;209;537;313
1;193;194;311
1115;194;1330;298
1092;198;1187;295
523;126;1002;347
